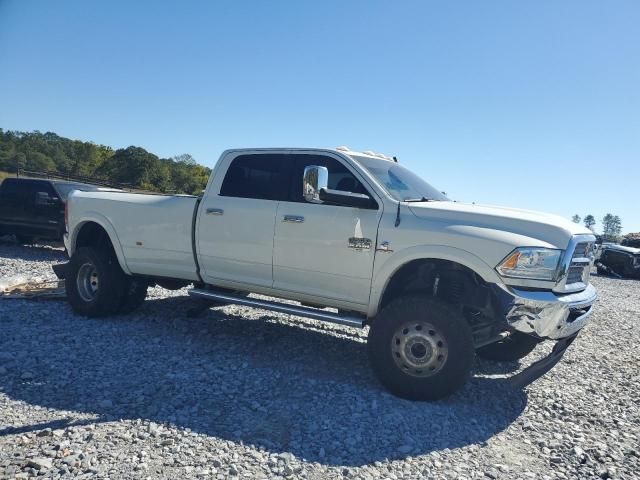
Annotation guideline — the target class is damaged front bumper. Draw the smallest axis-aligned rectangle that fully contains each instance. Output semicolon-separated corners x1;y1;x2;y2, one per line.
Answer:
496;283;597;340
489;283;597;388
509;333;578;388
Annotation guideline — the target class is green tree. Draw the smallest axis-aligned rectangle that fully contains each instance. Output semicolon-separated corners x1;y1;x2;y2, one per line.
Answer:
583;215;596;232
0;129;208;193
601;213;622;242
571;214;581;224
173;153;196;165
150;159;172;192
11;152;26;172
26;151;55;171
97;146;159;186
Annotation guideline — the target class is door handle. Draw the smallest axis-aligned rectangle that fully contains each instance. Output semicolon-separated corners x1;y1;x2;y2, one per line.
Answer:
206;208;224;216
283;215;304;223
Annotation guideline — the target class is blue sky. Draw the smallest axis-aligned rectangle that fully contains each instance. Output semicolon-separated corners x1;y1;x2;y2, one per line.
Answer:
1;0;638;232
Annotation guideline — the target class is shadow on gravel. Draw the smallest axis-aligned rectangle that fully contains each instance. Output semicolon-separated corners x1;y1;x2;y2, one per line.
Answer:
0;418;96;437
0;242;66;262
0;295;527;467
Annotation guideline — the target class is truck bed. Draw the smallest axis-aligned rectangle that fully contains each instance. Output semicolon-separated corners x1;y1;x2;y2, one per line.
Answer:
68;191;200;281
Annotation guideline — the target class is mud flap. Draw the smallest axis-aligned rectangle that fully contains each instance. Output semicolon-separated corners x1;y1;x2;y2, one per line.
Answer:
52;262;70;280
509;333;578;389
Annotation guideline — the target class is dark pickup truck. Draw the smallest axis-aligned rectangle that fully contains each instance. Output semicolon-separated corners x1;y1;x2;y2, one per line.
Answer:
0;177;109;244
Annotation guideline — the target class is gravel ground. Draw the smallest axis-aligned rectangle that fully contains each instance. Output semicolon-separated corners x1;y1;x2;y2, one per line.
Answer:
0;242;638;479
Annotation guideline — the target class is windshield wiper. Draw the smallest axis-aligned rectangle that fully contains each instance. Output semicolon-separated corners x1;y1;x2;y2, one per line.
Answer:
403;196;436;202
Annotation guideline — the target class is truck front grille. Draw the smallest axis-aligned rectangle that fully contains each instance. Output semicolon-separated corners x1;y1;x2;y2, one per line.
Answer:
566;242;593;286
572;242;592;259
566;265;586;284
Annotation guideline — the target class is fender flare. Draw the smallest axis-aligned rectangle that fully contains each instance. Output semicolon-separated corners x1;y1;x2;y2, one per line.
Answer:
368;245;502;317
68;212;131;275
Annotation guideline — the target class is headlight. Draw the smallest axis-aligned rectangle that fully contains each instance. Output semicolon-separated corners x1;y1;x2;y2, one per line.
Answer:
496;247;563;281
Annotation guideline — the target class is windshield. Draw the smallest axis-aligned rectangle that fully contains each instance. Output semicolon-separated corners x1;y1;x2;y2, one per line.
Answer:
350;155;448;202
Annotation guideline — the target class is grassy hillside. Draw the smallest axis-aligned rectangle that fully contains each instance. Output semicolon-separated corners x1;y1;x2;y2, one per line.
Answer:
0;129;210;194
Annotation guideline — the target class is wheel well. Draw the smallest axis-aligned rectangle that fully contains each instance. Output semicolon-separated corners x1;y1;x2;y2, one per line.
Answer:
74;222;117;257
379;259;505;344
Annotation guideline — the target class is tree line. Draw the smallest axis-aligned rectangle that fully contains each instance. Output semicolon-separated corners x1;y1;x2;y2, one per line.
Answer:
0;129;211;195
571;213;624;243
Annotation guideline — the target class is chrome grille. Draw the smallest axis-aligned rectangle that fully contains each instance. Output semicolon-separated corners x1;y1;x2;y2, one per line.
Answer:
566;265;585;284
566;241;593;285
555;235;595;293
572;242;591;259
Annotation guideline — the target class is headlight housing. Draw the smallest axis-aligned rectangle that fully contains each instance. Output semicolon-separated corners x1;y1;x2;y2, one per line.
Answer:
496;247;563;281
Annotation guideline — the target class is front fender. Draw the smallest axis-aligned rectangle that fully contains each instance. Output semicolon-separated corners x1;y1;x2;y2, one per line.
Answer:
68;212;131;275
368;245;502;317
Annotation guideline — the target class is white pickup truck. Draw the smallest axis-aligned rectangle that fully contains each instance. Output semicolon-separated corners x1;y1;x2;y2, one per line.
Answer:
59;147;597;400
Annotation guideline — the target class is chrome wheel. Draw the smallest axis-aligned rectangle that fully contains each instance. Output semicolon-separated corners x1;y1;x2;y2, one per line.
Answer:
391;321;449;377
76;262;99;302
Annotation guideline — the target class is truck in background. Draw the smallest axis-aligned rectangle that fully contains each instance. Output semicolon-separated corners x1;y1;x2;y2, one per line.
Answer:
0;177;116;244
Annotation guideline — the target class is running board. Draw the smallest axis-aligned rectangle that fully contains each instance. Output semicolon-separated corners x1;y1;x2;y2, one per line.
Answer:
188;288;366;328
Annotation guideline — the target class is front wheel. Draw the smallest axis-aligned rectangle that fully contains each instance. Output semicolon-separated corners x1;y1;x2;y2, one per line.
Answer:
65;247;126;317
368;296;474;401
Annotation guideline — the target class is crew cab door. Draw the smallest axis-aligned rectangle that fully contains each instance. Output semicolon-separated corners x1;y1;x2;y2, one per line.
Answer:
272;154;382;308
196;153;288;288
26;181;63;237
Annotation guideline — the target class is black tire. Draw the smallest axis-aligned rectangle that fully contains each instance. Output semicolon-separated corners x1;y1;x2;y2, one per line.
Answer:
368;296;474;401
476;332;539;361
117;278;149;314
596;266;607;276
65;246;126;317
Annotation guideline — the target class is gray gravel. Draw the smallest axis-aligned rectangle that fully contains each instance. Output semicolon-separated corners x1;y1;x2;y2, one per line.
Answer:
0;242;638;479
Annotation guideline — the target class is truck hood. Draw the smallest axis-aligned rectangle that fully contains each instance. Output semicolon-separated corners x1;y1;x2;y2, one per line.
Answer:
408;201;592;249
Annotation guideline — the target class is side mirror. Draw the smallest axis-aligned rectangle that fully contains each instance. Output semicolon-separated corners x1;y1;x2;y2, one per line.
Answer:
303;165;328;203
34;192;53;206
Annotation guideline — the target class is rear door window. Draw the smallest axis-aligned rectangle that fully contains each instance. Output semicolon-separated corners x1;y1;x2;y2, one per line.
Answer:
22;181;56;205
1;180;54;203
219;154;289;201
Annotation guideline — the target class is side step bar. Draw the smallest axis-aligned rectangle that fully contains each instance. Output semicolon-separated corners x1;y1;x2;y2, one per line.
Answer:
188;288;366;328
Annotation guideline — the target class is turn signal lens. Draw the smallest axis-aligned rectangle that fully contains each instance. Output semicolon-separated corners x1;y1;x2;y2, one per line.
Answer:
501;251;520;270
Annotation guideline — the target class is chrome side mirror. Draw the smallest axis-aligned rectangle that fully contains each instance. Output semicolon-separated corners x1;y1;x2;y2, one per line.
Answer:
303;165;328;203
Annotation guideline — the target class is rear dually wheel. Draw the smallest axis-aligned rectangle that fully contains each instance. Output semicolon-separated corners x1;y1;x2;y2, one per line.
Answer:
65;247;126;317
